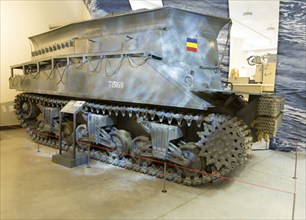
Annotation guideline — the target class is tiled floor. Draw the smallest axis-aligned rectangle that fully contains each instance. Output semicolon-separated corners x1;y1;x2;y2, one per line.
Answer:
1;129;305;219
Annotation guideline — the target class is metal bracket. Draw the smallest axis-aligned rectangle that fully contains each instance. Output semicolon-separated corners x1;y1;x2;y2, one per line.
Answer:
88;114;116;144
139;120;183;159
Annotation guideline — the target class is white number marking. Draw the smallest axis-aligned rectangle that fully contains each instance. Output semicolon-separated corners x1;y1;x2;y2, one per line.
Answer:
108;81;124;89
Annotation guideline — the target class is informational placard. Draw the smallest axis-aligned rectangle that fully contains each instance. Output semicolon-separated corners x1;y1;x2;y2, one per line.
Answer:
61;100;86;114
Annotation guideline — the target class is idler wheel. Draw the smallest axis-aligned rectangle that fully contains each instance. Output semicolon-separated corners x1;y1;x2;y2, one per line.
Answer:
19;100;40;119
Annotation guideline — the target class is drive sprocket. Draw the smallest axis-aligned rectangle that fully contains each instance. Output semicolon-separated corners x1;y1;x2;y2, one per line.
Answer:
197;115;253;179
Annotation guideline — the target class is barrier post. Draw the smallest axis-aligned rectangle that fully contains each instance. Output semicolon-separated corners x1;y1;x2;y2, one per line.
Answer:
162;161;167;193
291;143;298;220
37;143;40;152
87;144;91;168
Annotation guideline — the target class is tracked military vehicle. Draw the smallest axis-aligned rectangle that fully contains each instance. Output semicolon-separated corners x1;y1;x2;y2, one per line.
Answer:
10;7;284;185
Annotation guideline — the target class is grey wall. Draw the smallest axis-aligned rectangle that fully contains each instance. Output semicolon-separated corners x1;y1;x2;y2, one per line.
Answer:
273;0;306;151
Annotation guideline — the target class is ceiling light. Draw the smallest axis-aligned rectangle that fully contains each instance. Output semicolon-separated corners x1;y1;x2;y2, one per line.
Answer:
243;11;253;17
266;27;276;45
267;27;275;31
243;11;253;24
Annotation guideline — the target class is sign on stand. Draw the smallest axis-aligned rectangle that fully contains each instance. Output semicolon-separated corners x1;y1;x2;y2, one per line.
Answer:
61;100;86;114
52;100;87;168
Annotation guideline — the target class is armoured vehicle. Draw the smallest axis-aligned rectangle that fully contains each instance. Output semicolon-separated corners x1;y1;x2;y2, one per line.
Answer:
10;7;284;185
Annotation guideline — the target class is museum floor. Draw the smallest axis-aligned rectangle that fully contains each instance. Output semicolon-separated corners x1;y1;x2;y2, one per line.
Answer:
1;128;305;220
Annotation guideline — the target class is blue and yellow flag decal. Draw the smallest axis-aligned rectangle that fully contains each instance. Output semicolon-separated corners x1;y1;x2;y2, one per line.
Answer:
186;38;198;52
